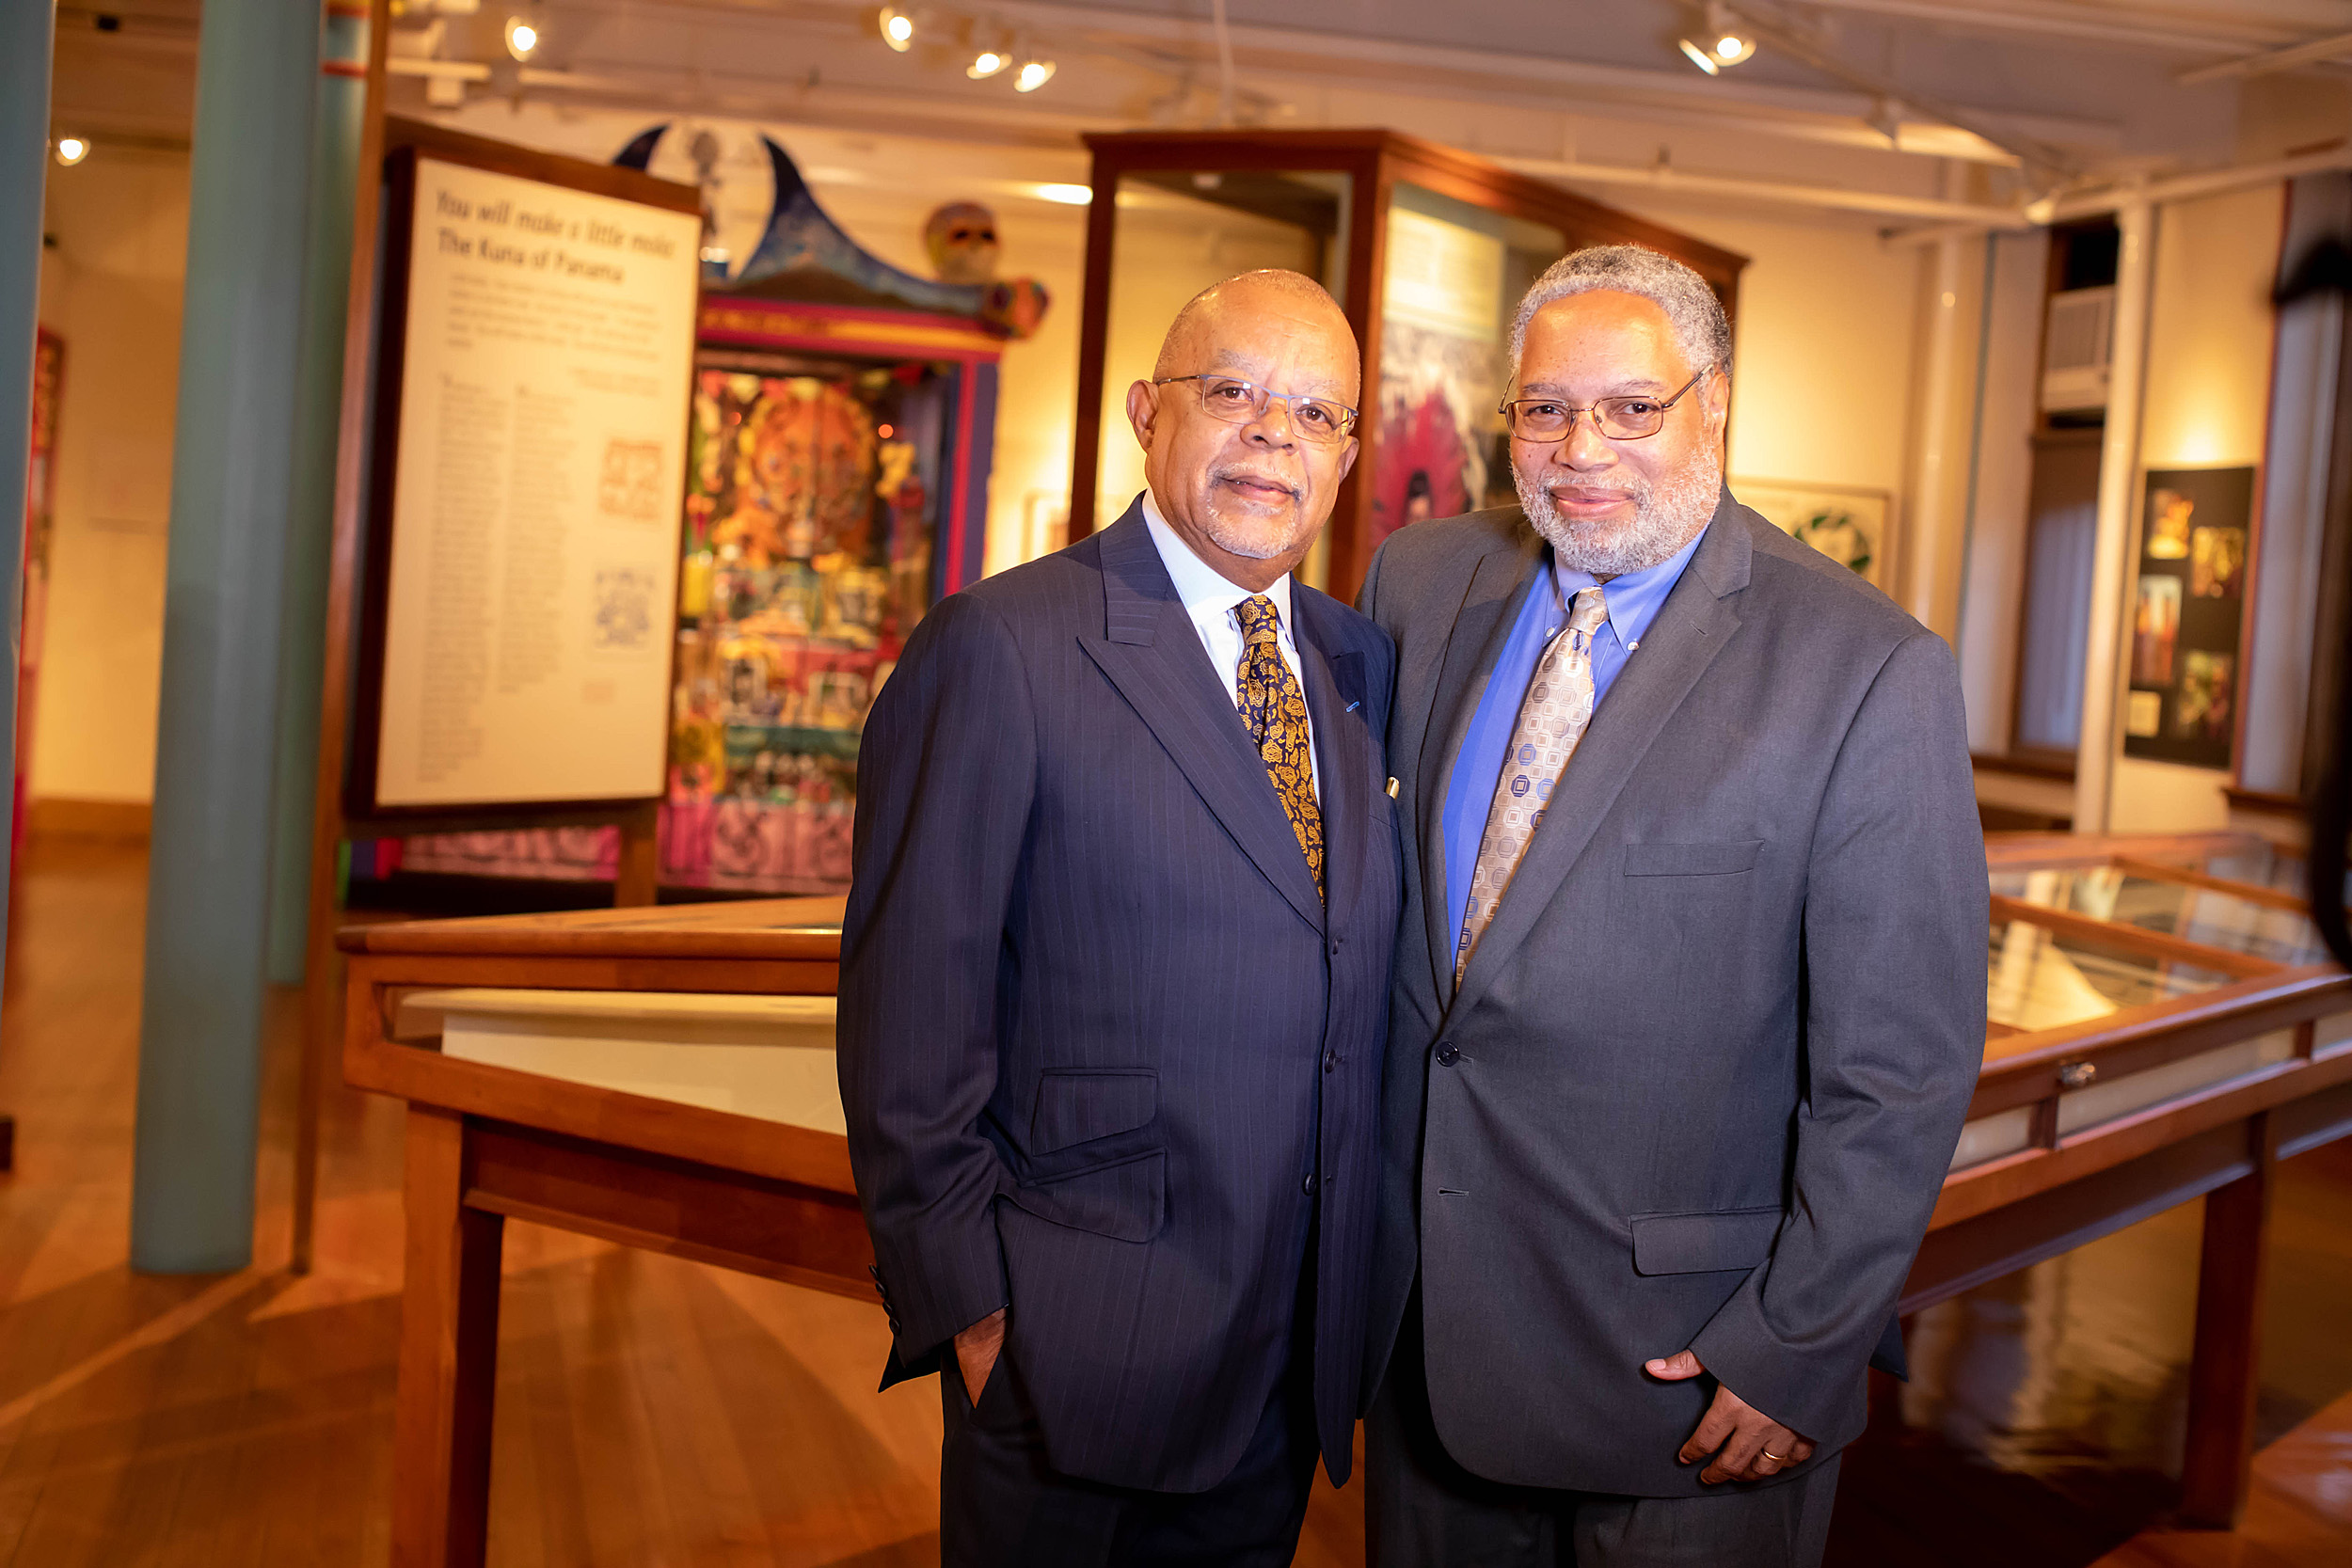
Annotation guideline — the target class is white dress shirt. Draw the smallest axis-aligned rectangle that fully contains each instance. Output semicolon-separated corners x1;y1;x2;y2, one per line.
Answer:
1141;491;1321;801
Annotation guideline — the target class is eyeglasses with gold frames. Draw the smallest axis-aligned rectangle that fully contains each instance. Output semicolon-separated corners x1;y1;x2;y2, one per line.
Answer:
1153;374;1359;446
1499;367;1711;443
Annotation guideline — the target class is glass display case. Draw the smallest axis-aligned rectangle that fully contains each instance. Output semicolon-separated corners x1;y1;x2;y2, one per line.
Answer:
339;831;2351;1560
1067;130;1747;599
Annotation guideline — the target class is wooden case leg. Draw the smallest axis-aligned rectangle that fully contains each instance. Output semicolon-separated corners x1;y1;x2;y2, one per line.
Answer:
393;1106;505;1568
613;800;660;908
2178;1113;2277;1529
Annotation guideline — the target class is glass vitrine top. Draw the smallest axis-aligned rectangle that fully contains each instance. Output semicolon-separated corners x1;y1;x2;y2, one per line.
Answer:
1985;911;2238;1041
1990;864;2332;969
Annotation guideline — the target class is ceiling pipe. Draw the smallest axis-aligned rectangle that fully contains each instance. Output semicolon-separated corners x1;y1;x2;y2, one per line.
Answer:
1492;153;2026;225
2177;28;2352;87
1886;143;2352;245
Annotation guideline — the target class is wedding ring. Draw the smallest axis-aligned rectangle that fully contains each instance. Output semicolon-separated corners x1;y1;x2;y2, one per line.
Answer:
1760;1449;1788;1464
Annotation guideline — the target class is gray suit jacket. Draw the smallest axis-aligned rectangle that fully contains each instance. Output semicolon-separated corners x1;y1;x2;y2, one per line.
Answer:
1357;492;1985;1497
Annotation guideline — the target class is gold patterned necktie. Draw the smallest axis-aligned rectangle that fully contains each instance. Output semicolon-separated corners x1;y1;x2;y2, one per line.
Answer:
1233;594;1324;900
1456;582;1611;979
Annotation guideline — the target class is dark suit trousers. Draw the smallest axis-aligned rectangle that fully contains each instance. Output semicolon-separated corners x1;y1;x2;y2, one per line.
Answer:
1366;1299;1838;1568
939;1347;1318;1568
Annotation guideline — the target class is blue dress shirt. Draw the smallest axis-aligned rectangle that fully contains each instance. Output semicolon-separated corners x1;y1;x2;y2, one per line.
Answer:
1440;527;1709;950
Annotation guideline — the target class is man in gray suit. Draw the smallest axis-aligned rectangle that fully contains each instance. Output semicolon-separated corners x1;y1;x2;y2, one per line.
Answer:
1356;245;1986;1565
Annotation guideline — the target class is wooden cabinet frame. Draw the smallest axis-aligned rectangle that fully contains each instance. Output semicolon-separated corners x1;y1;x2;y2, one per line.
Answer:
1065;128;1747;601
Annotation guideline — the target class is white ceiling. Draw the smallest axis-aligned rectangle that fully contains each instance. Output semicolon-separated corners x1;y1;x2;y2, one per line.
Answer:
43;0;2352;222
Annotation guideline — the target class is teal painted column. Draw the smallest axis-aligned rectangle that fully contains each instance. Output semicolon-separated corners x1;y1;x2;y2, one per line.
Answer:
0;6;55;1018
266;5;370;985
131;0;323;1272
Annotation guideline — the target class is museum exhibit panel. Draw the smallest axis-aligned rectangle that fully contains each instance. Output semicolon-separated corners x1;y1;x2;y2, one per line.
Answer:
1063;128;1745;600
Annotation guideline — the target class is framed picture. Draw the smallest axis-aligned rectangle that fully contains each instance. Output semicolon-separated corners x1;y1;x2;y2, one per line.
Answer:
1729;479;1894;592
2123;465;2255;770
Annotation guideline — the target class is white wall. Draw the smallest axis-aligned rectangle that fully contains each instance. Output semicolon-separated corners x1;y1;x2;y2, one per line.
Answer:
2110;182;2283;832
1604;198;1929;588
30;147;189;803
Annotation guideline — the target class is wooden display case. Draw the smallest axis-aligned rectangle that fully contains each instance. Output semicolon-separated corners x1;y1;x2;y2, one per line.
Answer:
342;832;2352;1562
1065;129;1746;602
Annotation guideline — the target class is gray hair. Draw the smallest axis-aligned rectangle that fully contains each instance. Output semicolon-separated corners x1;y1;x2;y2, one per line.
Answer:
1509;245;1732;379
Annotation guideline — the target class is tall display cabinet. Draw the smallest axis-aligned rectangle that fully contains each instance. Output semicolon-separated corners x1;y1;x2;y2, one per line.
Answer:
1066;129;1746;599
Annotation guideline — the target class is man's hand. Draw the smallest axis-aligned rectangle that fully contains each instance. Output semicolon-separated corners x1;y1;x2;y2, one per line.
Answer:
1645;1350;1815;1483
954;1307;1008;1404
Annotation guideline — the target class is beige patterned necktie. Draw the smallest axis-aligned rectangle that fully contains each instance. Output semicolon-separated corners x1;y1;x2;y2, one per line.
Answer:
1456;583;1611;980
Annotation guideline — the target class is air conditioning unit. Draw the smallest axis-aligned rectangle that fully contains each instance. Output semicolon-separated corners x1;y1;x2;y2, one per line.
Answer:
2042;285;2114;413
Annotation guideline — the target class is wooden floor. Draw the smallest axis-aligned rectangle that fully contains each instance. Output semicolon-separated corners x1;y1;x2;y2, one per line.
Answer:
0;838;2344;1566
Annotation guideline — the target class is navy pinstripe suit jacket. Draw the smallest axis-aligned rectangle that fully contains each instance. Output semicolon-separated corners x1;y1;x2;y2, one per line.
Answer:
838;501;1403;1493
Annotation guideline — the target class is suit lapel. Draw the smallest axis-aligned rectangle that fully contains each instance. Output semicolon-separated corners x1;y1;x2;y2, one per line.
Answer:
1446;501;1754;1025
1077;506;1327;934
1415;527;1547;1005
1295;592;1373;937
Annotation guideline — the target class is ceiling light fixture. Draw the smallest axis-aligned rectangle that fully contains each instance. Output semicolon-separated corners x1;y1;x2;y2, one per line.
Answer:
1711;31;1756;65
502;14;540;60
1013;55;1056;92
1677;37;1720;74
1031;182;1091;205
966;45;1009;79
878;5;914;51
54;135;88;166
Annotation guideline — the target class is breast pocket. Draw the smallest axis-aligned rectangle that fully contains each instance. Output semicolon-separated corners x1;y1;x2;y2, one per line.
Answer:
1622;840;1764;878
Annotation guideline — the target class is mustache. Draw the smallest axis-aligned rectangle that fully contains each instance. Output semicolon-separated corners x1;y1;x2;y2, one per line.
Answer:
1212;466;1302;499
1547;480;1645;499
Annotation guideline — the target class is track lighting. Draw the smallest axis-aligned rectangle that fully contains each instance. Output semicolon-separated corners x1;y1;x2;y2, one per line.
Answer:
1679;3;1755;73
1013;55;1055;92
878;5;915;51
502;14;540;60
966;44;1009;79
54;135;88;166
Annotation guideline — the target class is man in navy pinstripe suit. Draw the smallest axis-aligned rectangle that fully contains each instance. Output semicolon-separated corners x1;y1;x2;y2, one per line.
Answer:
839;269;1403;1566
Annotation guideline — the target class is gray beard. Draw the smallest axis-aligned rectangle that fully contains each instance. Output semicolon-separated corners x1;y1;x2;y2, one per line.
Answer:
1517;445;1723;577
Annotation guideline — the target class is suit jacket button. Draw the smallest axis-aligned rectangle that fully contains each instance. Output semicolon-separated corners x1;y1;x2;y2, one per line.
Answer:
1324;1052;1338;1073
1435;1043;1460;1066
1303;1171;1319;1196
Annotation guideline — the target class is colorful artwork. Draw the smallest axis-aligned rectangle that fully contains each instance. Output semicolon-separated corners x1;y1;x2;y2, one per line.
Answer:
2177;650;2234;741
1373;202;1504;545
2189;526;2245;599
2133;576;2181;687
663;360;947;893
2146;488;2194;559
2125;467;2255;770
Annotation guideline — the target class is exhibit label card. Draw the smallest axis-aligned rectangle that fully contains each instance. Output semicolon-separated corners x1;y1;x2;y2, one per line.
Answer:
375;156;700;806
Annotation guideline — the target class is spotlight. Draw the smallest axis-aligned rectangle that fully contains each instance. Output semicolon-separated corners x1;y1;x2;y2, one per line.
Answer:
1677;37;1719;73
966;46;1009;79
1031;182;1091;205
1712;32;1756;65
54;135;88;166
878;5;914;51
502;14;539;60
1013;55;1055;92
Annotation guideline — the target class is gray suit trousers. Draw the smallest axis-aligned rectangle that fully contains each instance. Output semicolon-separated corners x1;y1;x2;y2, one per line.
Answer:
1367;1306;1837;1568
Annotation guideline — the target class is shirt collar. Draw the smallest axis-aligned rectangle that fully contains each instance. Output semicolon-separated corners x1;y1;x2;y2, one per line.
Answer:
1140;489;1295;628
1549;524;1708;651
